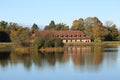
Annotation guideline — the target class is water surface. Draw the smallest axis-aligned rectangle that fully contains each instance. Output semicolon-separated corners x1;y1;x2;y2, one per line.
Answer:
0;46;120;80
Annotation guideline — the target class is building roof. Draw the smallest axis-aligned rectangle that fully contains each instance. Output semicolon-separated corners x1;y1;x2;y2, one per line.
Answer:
31;30;91;40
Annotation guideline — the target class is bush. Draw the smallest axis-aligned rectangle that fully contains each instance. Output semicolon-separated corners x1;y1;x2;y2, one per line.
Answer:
54;38;64;47
44;40;52;47
32;37;64;48
32;37;44;48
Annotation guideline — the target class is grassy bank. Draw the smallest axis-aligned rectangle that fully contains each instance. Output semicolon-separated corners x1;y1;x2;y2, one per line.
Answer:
39;47;64;52
1;41;120;53
0;43;14;48
65;41;120;46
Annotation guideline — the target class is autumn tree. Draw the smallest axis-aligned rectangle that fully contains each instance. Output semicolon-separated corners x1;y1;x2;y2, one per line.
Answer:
92;25;109;41
71;18;84;30
16;27;31;46
10;26;30;46
83;17;109;41
9;23;22;43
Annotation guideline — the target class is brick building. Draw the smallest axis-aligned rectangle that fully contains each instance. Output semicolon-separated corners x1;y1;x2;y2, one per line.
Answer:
31;30;91;43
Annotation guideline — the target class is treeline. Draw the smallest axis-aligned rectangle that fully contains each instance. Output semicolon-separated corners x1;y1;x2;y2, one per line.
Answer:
0;21;64;47
0;21;31;46
44;17;120;42
0;16;120;46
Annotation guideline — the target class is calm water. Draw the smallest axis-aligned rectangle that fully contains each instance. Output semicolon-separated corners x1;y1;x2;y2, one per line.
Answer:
0;46;120;80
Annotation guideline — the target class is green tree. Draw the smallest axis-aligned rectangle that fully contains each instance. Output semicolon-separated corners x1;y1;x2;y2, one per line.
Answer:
106;25;119;41
31;23;39;33
56;23;69;30
44;40;52;47
44;20;56;30
54;38;64;47
0;21;10;42
0;21;8;31
32;37;44;48
116;30;120;40
0;31;11;42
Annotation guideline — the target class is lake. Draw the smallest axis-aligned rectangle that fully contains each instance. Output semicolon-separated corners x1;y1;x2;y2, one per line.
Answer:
0;45;120;80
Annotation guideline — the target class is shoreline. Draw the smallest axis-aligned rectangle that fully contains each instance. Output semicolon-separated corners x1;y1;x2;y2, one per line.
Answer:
1;41;120;53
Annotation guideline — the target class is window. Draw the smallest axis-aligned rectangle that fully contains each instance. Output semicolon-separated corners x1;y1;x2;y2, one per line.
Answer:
56;35;59;37
61;35;64;37
65;35;68;37
79;35;81;37
70;35;73;37
74;35;77;37
83;35;86;37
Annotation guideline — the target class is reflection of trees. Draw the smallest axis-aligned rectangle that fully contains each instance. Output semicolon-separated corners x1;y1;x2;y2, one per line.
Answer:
93;46;103;65
10;52;32;70
42;52;56;66
31;51;43;67
37;52;64;66
0;46;118;71
0;51;10;67
103;46;118;65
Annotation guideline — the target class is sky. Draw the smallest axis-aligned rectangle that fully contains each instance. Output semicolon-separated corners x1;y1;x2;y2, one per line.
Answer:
0;0;120;28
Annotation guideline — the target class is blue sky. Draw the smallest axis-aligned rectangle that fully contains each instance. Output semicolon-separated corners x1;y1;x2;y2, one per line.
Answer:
0;0;120;28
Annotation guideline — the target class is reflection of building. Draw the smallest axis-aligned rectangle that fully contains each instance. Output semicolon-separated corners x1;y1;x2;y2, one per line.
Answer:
62;46;92;66
31;30;91;43
62;46;103;67
67;46;91;55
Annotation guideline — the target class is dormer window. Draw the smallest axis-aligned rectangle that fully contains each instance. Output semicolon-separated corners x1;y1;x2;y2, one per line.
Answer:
70;35;73;37
74;35;77;37
65;35;68;37
83;35;86;37
61;35;64;37
56;35;59;37
79;35;81;37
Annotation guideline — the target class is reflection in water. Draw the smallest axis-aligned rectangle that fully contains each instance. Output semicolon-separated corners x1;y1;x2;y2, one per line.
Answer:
0;46;118;71
0;51;10;67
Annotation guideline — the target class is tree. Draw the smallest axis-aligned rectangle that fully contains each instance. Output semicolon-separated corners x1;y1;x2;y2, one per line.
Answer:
31;23;39;33
32;37;44;48
0;21;8;31
104;21;119;41
71;18;84;30
17;27;30;46
44;40;52;47
105;21;113;27
0;31;11;42
84;17;104;41
44;20;56;30
56;23;69;30
92;25;109;41
107;25;118;41
10;27;30;46
116;30;120;40
0;21;10;42
7;22;20;31
54;38;64;47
